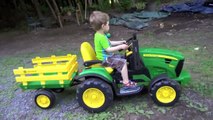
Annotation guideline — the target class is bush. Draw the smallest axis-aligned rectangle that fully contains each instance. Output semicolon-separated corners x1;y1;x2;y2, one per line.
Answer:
119;0;132;11
135;1;146;10
89;0;111;11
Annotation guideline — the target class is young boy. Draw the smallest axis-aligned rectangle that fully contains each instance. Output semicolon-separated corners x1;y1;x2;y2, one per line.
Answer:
89;11;139;92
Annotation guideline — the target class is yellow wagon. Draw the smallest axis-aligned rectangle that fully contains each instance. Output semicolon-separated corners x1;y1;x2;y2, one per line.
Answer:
13;54;78;108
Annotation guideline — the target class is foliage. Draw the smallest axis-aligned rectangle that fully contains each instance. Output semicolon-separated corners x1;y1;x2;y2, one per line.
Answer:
155;0;161;5
89;0;111;11
180;95;208;112
40;3;50;15
61;6;75;15
15;20;28;31
153;105;170;114
186;102;208;112
189;80;213;98
135;1;146;10
88;112;112;120
119;0;132;11
122;102;154;119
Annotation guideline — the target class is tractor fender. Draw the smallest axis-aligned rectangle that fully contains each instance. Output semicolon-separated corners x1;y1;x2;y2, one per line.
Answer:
148;74;168;92
75;67;113;84
75;73;113;84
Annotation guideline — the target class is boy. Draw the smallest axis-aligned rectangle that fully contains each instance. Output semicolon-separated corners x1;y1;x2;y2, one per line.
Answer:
89;11;139;92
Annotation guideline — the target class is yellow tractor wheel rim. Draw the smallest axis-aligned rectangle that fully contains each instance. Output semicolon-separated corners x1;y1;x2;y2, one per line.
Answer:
156;86;176;103
36;95;51;108
83;88;105;108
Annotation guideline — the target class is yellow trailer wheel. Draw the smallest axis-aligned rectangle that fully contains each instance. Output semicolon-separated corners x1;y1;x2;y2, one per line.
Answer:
35;90;55;109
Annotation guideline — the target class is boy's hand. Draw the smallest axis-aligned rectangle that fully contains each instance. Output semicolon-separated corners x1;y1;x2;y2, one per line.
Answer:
122;40;126;44
106;44;128;52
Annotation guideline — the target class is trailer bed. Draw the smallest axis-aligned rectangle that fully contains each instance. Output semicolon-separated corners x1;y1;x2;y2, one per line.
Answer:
13;54;78;90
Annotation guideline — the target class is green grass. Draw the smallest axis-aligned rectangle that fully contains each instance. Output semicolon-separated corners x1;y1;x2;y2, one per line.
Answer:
180;95;208;112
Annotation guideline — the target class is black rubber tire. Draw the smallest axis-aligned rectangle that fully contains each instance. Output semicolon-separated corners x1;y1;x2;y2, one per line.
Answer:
34;90;56;109
51;88;65;93
148;74;168;92
76;78;114;113
150;79;181;106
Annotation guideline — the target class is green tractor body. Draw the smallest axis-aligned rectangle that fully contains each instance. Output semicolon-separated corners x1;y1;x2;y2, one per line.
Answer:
140;48;190;84
78;40;190;88
78;47;190;88
77;34;191;112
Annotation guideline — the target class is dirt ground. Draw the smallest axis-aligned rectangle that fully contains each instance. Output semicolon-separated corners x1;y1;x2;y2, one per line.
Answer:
0;12;213;120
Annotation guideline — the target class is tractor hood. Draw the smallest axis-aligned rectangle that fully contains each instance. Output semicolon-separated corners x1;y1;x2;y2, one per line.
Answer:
140;48;184;60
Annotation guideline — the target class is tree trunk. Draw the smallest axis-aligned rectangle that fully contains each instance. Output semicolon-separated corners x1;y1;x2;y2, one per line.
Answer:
111;0;114;8
67;0;72;6
97;0;102;4
45;0;57;20
52;0;63;28
131;0;136;7
84;0;87;19
88;0;93;6
145;0;158;11
19;0;27;17
114;0;119;3
13;0;17;9
75;0;84;24
31;0;43;19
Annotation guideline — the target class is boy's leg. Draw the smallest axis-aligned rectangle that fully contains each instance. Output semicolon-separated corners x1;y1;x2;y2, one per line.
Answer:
120;63;137;86
104;54;136;86
121;62;129;84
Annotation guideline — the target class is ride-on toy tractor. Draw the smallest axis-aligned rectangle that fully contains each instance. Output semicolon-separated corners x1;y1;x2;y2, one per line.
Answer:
13;34;191;113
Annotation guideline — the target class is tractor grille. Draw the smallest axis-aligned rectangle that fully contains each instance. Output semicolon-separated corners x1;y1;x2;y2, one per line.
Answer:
175;60;184;77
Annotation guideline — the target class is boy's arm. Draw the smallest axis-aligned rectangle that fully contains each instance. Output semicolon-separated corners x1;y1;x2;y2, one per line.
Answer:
105;44;128;53
109;40;126;46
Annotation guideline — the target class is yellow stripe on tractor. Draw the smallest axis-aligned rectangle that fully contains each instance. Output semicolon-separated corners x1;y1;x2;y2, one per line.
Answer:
143;54;178;60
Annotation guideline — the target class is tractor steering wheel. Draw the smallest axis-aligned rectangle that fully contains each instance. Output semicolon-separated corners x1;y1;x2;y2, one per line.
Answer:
125;33;137;56
127;33;137;46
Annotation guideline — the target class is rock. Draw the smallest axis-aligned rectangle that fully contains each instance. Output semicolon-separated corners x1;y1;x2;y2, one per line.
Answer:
194;47;200;50
166;32;173;36
160;23;164;28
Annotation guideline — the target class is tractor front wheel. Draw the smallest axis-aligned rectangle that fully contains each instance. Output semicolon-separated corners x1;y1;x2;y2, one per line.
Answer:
76;78;113;113
150;79;181;106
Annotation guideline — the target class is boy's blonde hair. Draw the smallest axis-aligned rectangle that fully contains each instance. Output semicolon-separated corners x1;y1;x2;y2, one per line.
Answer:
89;11;109;31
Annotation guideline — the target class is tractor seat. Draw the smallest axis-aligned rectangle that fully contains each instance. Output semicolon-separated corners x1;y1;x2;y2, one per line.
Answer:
80;42;113;74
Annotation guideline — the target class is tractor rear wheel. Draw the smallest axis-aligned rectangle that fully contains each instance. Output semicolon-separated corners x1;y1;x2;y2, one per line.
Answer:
76;78;113;113
150;79;181;106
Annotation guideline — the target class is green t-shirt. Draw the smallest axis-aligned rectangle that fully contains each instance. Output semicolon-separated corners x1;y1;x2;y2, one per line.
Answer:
94;32;111;61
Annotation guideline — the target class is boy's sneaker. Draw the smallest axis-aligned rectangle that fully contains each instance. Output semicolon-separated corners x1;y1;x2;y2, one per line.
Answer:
120;85;140;94
120;80;140;94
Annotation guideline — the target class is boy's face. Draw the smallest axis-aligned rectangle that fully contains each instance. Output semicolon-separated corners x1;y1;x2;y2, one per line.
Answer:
102;21;110;33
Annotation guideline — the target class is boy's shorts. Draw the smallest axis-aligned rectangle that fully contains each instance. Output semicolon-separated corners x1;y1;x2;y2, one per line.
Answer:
102;54;126;72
